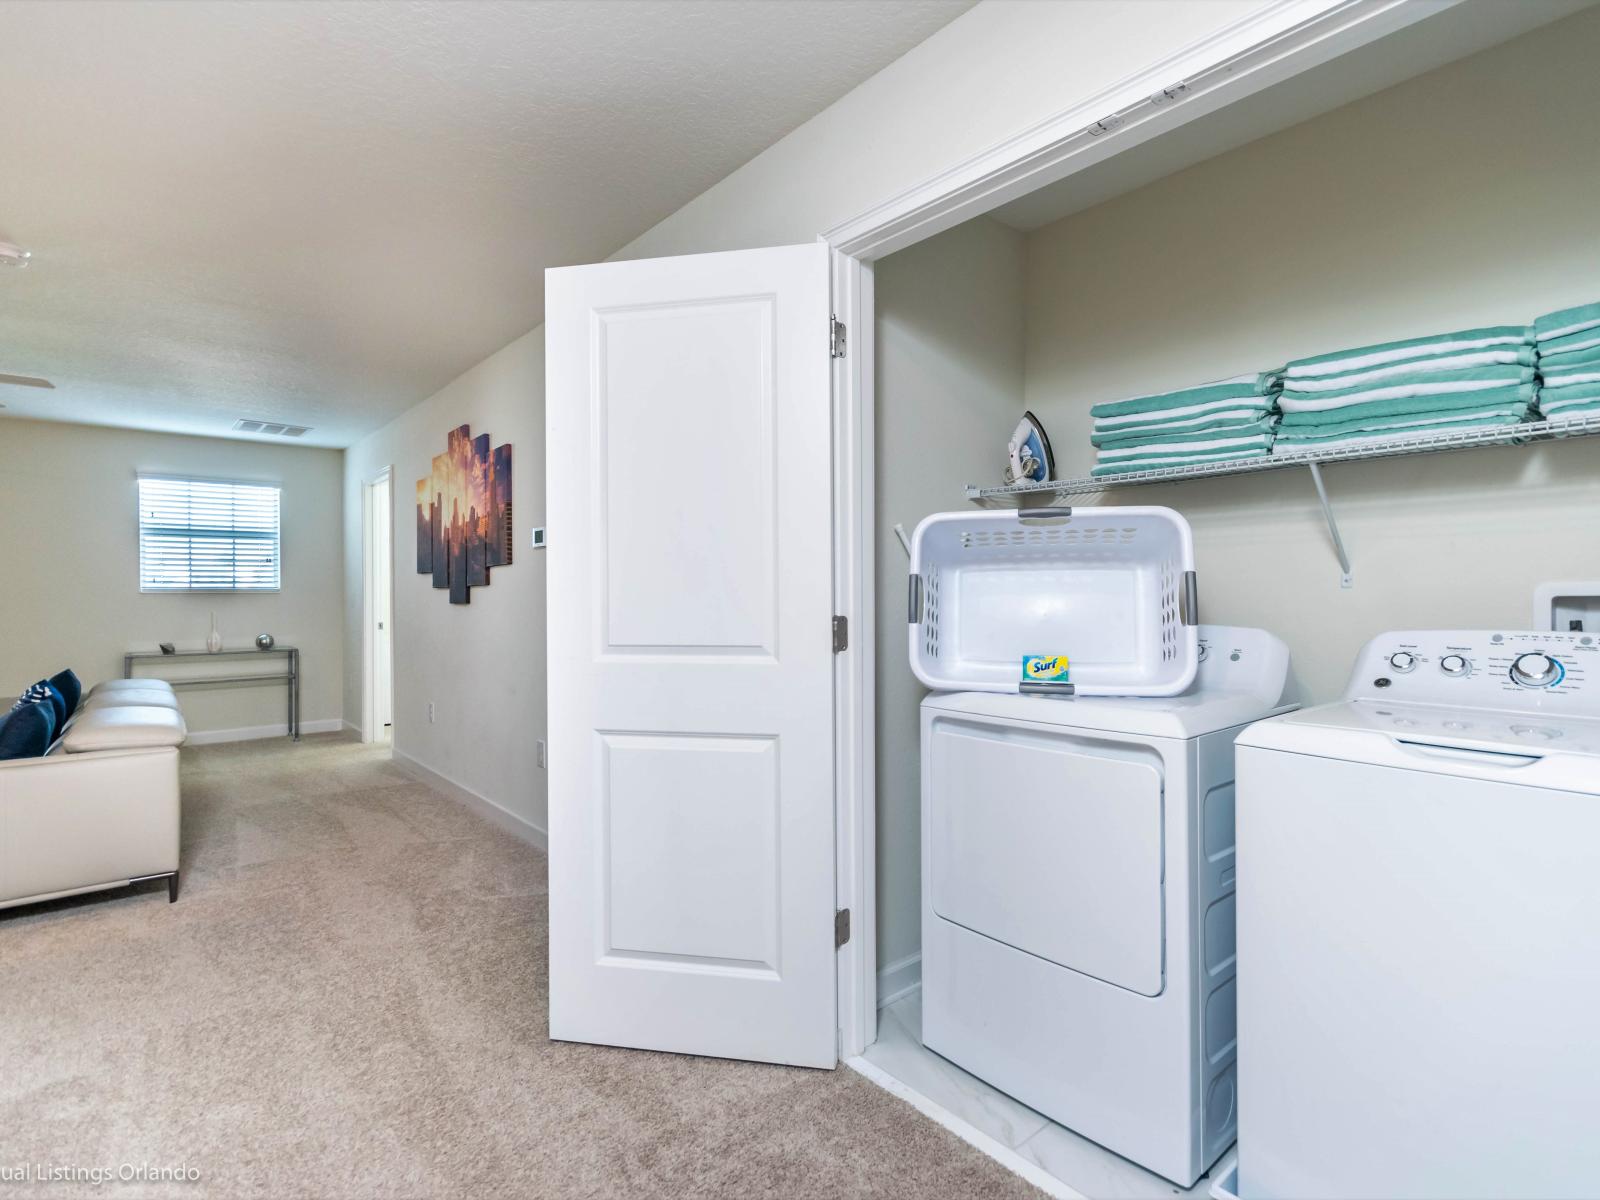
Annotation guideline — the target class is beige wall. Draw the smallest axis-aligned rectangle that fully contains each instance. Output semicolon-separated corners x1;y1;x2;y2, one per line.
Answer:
341;0;1269;841
342;330;546;838
0;418;344;736
873;217;1026;971
1022;5;1600;703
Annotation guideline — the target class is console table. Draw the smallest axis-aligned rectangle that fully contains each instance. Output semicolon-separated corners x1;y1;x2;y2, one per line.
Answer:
124;647;300;740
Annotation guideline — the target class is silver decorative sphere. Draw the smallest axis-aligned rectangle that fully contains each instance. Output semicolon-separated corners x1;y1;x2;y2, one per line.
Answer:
255;633;276;650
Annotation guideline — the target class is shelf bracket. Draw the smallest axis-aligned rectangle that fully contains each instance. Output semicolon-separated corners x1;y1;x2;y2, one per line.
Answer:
1306;461;1353;589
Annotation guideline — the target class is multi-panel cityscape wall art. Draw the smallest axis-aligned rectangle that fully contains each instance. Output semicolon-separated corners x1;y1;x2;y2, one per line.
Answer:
416;425;512;605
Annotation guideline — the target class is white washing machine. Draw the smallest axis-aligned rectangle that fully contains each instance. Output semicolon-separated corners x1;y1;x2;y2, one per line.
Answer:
1235;630;1600;1200
920;625;1293;1187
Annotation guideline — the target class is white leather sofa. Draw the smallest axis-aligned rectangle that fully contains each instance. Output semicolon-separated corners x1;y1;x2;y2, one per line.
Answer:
0;679;186;910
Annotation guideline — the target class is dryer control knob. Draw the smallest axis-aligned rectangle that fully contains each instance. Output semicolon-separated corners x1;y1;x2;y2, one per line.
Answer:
1388;652;1417;673
1439;654;1469;676
1510;652;1561;687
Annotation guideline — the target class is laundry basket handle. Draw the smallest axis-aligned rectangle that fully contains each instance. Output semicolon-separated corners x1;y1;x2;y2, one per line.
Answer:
1016;507;1072;524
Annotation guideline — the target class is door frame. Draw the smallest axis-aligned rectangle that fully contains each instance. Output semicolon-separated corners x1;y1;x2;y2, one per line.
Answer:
360;465;395;745
821;0;1453;1058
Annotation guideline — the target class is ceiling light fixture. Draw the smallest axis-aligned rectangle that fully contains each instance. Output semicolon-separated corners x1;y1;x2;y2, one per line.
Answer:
0;241;31;268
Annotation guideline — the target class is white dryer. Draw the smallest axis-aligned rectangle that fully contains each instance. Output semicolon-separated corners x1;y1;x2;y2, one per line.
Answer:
920;625;1292;1187
1235;630;1600;1200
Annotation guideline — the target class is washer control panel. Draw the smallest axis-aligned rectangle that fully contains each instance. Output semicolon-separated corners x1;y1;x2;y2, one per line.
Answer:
1347;630;1599;713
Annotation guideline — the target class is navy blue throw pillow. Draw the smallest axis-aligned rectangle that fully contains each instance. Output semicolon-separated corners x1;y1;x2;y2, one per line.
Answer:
0;699;55;760
49;668;81;720
17;681;66;730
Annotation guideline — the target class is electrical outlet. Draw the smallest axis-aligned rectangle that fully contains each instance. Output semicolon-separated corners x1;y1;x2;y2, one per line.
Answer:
536;739;546;768
427;701;435;724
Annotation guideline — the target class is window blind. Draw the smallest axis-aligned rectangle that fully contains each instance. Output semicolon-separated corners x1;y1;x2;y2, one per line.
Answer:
138;476;281;592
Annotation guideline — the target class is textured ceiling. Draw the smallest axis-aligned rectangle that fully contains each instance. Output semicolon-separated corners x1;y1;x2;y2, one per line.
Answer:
0;0;971;447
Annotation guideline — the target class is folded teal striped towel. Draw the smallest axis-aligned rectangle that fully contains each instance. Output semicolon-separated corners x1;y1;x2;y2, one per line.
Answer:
1272;411;1529;454
1285;326;1531;380
1535;300;1600;343
1540;388;1600;420
1090;371;1281;419
1090;447;1270;477
1286;345;1535;393
1544;404;1600;424
1278;384;1537;427
1097;430;1273;463
1280;366;1536;412
1093;414;1277;449
1537;343;1600;372
1540;366;1600;388
1274;403;1530;442
1539;379;1600;406
1537;326;1600;358
1094;395;1267;432
1540;393;1600;423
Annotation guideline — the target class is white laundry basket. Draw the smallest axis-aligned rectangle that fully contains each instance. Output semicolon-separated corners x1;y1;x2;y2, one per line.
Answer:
907;506;1198;696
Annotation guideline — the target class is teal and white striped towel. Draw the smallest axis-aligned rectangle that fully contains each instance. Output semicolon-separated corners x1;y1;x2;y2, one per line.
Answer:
1285;326;1531;380
1090;371;1281;420
1280;366;1536;413
1272;411;1529;455
1274;404;1530;443
1279;384;1537;428
1536;343;1600;372
1537;327;1600;358
1097;431;1273;462
1286;345;1535;393
1535;300;1600;343
1093;396;1273;433
1539;382;1600;410
1090;448;1270;478
1539;366;1600;388
1540;395;1600;422
1093;414;1277;449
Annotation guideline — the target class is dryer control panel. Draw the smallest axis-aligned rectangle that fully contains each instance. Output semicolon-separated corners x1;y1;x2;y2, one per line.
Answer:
1346;630;1600;713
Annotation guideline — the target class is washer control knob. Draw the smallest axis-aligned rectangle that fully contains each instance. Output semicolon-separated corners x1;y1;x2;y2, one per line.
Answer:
1510;652;1561;688
1439;654;1469;676
1388;652;1417;673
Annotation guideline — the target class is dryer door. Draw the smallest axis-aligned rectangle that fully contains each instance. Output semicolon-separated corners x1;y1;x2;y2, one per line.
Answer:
927;715;1166;996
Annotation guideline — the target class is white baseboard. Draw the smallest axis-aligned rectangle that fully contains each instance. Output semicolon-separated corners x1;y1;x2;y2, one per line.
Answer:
392;749;548;851
878;952;922;1009
343;720;364;739
186;718;346;745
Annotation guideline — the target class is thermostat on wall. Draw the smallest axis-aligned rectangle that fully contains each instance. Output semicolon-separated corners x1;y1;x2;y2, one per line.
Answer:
531;527;546;549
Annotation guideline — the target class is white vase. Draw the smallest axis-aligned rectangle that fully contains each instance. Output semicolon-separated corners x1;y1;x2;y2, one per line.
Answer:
206;612;223;654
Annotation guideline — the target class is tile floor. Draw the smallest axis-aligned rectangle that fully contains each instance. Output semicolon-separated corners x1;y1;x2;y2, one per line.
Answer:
862;990;1229;1200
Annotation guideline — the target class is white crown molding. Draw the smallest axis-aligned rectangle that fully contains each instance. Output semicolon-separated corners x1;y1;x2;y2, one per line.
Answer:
823;0;1457;261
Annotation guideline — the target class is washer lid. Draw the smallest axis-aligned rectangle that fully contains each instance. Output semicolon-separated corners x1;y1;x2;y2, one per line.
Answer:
1239;699;1600;791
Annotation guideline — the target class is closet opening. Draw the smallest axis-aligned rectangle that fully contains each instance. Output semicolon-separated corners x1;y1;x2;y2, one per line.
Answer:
854;5;1600;1195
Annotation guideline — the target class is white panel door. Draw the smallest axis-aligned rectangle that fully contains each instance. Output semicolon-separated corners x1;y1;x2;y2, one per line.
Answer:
546;244;837;1069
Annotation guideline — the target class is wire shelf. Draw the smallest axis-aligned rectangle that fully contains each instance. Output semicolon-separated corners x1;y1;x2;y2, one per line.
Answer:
965;413;1600;507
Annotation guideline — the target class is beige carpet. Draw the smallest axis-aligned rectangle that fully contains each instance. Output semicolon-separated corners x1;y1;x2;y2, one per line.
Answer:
0;735;1040;1200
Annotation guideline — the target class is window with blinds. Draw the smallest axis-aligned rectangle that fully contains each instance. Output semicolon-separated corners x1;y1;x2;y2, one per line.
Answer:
138;476;281;592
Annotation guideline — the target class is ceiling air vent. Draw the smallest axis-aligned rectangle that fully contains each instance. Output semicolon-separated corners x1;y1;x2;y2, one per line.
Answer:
235;418;311;438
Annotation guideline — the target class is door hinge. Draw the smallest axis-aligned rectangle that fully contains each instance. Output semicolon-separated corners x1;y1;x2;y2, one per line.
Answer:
832;615;848;653
830;315;847;359
835;908;851;948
